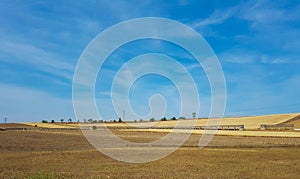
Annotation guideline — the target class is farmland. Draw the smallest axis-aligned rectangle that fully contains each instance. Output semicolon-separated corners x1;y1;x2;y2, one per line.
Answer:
99;113;300;129
1;113;300;178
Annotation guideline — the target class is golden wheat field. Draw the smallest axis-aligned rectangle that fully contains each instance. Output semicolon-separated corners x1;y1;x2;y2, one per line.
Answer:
20;113;299;130
100;113;299;127
145;113;300;129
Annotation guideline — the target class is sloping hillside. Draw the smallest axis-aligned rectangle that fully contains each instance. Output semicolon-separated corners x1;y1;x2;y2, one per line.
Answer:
15;113;300;130
284;114;300;128
152;113;300;130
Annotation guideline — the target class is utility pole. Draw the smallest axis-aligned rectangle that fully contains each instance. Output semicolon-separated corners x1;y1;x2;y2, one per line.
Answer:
122;110;125;121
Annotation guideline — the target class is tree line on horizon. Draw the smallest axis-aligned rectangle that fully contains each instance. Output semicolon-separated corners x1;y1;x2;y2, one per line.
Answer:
41;112;197;123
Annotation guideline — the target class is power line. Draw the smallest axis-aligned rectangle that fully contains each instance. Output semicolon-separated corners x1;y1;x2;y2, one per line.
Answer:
122;110;125;121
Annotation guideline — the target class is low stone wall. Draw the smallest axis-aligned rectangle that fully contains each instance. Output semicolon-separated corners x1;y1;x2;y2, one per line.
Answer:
89;125;245;131
260;124;294;130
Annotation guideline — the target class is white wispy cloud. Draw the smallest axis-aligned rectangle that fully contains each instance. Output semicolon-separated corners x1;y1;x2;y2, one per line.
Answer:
191;6;238;29
241;1;300;28
234;1;300;58
0;39;74;80
219;48;300;65
218;49;259;64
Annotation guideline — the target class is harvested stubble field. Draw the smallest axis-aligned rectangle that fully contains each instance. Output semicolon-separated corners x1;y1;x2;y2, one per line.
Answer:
144;113;300;130
1;129;300;178
21;122;79;129
95;113;300;130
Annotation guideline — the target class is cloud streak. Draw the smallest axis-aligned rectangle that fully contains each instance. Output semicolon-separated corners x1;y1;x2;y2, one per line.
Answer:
0;39;74;86
191;6;238;28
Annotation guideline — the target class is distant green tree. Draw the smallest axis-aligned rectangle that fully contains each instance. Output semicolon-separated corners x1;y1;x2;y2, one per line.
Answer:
192;112;196;118
42;120;48;123
149;118;155;122
118;118;122;123
171;117;177;120
161;117;167;121
178;116;186;120
51;120;55;123
68;118;72;123
60;118;64;123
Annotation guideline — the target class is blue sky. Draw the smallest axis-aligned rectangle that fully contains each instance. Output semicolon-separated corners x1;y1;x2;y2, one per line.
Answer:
1;0;300;122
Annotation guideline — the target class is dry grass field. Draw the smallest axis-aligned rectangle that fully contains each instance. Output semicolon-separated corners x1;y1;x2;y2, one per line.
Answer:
145;113;300;130
21;122;79;129
1;113;300;178
88;113;300;138
81;113;300;130
15;113;300;131
1;129;300;178
286;118;300;129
